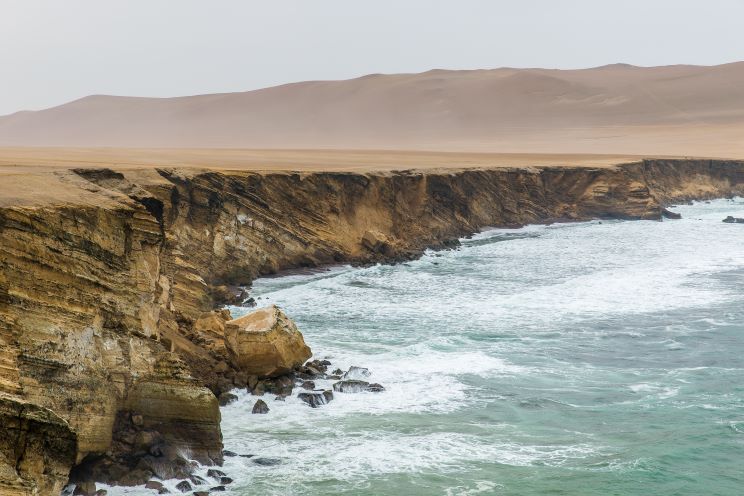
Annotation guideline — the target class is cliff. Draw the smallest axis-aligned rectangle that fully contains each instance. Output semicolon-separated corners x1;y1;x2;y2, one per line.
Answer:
1;157;744;493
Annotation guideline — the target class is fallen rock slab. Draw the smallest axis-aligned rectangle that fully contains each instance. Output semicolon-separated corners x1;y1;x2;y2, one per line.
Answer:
226;305;312;377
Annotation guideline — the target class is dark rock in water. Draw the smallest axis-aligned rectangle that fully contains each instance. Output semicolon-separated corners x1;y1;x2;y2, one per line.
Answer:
245;296;257;307
323;390;334;403
218;392;238;406
220;476;233;484
207;468;226;478
252;457;282;466
301;380;316;390
343;366;372;380
722;216;744;223
238;454;255;458
332;368;343;375
275;395;287;401
251;380;266;396
73;482;97;496
320;359;332;366
305;365;323;376
298;392;332;408
94;491;108;496
210;486;226;491
189;474;208;485
333;380;370;393
247;375;259;390
222;450;237;457
144;481;166;492
661;208;681;219
174;480;192;493
252;399;270;414
333;380;385;393
194;492;210;496
367;383;385;392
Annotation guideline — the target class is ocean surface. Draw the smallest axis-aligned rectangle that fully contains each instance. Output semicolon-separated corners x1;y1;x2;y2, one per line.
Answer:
108;199;744;495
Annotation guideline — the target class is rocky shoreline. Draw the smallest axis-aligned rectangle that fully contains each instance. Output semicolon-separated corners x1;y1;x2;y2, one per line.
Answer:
2;159;744;494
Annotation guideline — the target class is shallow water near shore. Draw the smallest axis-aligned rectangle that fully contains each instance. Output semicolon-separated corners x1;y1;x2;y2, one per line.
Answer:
109;198;744;495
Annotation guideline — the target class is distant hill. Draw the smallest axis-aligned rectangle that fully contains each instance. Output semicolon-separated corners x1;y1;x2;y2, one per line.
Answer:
1;62;743;156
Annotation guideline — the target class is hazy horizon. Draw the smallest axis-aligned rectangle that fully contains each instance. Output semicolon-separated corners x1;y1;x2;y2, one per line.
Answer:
2;0;744;115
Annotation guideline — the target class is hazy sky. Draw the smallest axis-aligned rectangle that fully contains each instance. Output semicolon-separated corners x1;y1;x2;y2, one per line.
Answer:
1;0;743;115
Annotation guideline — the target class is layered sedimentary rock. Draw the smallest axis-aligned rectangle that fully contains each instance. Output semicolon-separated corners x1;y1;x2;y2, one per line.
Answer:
1;158;744;493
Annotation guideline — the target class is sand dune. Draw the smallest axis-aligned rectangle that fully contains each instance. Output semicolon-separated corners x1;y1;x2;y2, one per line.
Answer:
1;63;743;156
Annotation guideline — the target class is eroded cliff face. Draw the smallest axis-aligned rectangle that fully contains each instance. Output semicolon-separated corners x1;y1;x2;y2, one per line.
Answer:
1;159;743;493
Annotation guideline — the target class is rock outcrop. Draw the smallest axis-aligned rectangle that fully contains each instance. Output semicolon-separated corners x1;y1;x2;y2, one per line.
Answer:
226;306;312;378
2;158;744;492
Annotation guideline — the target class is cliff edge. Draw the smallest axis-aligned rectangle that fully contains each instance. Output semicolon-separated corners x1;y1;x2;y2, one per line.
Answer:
1;155;744;493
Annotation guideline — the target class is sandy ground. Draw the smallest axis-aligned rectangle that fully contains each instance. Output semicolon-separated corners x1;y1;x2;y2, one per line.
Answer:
0;147;719;208
1;63;743;156
0;147;690;174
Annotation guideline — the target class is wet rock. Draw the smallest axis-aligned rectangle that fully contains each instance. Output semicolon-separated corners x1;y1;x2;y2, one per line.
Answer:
333;380;370;393
232;371;249;389
332;368;343;375
211;486;226;491
661;208;681;219
220;476;233;484
323;390;334;403
145;480;164;491
189;474;208;485
238;454;255;458
298;392;332;408
94;491;108;496
252;457;282;466
723;216;744;223
251;381;266;396
274;395;286;401
73;482;97;495
222;450;237;457
174;480;192;493
305;365;323;376
207;468;226;478
226;305;312;377
301;380;316;390
247;375;259;390
218;392;238;406
343;366;372;380
252;399;270;414
194;492;209;496
367;383;385;392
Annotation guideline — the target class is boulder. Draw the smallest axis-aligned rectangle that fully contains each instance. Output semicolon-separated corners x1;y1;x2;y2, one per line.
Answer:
207;468;226;478
332;380;370;393
252;399;270;414
252;457;282;466
226;306;312;377
723;216;744;223
362;230;394;255
73;482;97;495
218;392;238;407
297;392;333;408
300;380;316;390
661;208;681;219
333;380;386;393
343;366;372;380
174;480;192;493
